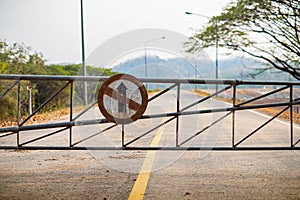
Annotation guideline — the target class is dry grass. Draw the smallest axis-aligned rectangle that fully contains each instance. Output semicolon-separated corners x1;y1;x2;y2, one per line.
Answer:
0;106;84;127
258;107;300;124
148;88;162;93
194;89;300;124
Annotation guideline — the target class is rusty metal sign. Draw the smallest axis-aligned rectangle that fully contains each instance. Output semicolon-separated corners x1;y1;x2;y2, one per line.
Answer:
97;74;148;124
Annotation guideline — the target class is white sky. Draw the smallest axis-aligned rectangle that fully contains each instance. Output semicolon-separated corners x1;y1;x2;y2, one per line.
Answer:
0;0;232;64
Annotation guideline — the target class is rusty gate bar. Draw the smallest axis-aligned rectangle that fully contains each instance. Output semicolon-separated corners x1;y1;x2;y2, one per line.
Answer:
123;84;233;147
125;85;236;147
72;124;117;147
124;115;175;147
19;127;69;147
234;107;289;147
0;74;300;150
181;85;232;111
0;80;19;99
72;100;98;121
19;81;71;127
180;112;231;146
236;85;290;107
148;83;177;102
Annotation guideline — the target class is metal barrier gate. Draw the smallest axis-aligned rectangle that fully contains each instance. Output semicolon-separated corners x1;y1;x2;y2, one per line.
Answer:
0;74;299;150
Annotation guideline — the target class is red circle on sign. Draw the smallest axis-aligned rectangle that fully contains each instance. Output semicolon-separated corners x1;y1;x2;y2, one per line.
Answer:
98;74;148;124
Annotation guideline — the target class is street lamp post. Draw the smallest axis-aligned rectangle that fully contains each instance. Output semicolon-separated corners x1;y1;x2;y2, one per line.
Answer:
144;36;166;89
185;11;219;93
80;0;87;105
194;58;197;91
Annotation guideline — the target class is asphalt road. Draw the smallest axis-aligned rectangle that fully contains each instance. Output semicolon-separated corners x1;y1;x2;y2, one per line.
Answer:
0;89;300;199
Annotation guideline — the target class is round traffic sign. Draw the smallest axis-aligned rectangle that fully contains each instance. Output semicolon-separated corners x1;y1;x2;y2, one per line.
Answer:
98;74;148;124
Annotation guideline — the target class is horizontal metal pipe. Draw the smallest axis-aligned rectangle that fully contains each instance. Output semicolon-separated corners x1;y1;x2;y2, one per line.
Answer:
142;101;300;119
0;146;299;151
121;146;300;151
1;74;300;85
0;80;19;100
1;100;298;133
0;74;109;82
0;118;110;133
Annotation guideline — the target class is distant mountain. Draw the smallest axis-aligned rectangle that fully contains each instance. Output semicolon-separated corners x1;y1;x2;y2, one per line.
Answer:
112;55;293;81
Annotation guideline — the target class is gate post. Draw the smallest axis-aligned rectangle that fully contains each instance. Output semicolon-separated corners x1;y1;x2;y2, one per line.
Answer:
69;81;74;147
290;84;294;147
232;84;236;147
17;81;21;147
27;86;32;115
176;83;180;147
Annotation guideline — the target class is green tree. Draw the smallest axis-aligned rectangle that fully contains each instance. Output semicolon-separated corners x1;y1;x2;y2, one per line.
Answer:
0;39;118;120
186;0;300;80
0;40;45;118
0;39;47;74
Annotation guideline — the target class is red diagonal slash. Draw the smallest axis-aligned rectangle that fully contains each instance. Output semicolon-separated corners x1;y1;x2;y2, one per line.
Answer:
104;87;141;111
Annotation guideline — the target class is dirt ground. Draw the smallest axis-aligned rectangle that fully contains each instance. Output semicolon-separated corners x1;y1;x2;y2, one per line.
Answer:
0;149;300;199
0;149;133;200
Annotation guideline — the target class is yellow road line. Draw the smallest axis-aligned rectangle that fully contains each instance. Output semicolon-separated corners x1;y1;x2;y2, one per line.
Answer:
128;122;165;200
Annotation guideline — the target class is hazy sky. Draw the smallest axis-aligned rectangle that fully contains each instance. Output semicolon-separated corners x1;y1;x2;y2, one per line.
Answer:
0;0;232;64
